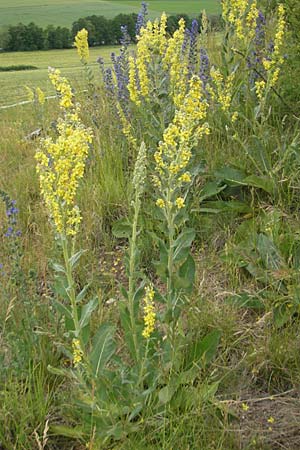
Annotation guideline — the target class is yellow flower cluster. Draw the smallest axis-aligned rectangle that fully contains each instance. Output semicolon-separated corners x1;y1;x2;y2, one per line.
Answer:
49;68;74;109
116;103;137;147
36;70;93;236
222;0;258;43
208;68;235;113
25;86;46;105
36;87;45;105
262;4;285;86
74;28;89;63
163;17;188;107
154;75;209;209
142;285;156;339
246;1;259;41
128;13;168;104
256;4;285;98
72;338;83;366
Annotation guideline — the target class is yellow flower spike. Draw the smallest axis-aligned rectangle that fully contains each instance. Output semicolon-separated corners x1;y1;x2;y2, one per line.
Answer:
36;71;93;237
74;28;89;63
142;285;156;339
267;417;275;424
163;17;188;107
72;338;83;366
25;86;35;102
231;111;238;123
49;68;73;109
128;55;141;105
36;87;45;105
246;0;259;40
255;79;266;100
242;403;249;412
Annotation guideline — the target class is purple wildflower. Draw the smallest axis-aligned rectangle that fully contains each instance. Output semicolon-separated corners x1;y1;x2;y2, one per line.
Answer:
199;47;211;89
136;2;148;37
188;19;199;77
120;25;131;48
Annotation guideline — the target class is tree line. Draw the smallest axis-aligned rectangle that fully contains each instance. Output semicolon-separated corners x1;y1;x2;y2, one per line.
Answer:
0;12;223;52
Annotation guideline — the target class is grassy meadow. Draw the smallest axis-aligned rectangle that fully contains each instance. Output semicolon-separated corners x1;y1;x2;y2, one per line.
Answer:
0;46;117;106
0;0;220;28
1;2;300;450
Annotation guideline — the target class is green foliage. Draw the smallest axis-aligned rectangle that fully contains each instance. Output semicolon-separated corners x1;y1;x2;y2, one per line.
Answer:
1;1;300;449
0;64;38;71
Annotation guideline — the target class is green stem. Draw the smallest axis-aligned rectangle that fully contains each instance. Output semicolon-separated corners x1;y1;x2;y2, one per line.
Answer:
166;188;175;314
128;194;140;364
61;236;80;336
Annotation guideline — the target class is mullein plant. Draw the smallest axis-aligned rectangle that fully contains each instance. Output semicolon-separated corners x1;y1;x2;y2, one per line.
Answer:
40;22;224;447
36;68;93;366
74;28;95;98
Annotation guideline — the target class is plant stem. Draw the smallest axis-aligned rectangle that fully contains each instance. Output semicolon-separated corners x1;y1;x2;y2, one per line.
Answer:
128;194;140;363
61;236;80;337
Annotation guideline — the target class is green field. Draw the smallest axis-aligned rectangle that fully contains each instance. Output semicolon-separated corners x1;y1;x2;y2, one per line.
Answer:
0;46;117;106
0;0;220;28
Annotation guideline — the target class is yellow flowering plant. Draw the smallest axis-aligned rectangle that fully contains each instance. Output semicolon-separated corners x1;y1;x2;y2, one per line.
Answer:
36;68;95;369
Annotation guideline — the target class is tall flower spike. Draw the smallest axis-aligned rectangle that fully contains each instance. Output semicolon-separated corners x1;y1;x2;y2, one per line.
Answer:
49;67;74;109
74;28;89;63
36;70;93;236
142;284;156;339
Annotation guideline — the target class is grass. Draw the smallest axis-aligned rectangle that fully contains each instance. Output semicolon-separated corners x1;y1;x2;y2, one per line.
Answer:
0;46;115;106
0;0;220;28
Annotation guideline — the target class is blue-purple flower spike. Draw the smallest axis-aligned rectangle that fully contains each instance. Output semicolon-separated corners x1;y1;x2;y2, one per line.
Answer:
0;191;21;240
199;47;211;89
136;2;148;37
120;25;131;48
188;19;199;77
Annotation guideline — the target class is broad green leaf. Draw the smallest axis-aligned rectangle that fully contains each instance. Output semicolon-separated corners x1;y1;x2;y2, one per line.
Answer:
257;233;284;270
90;323;116;377
51;262;65;274
185;329;221;370
76;283;90;304
52;299;72;319
50;425;84;439
199;200;251;214
69;249;86;269
79;297;98;329
112;218;132;238
158;385;176;405
214;166;247;186
273;304;295;328
199;181;227;202
173;228;195;262
174;254;195;291
243;175;275;195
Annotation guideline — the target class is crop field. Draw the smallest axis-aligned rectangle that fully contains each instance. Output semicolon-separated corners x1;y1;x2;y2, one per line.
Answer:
0;0;221;28
1;2;300;450
0;46;116;106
